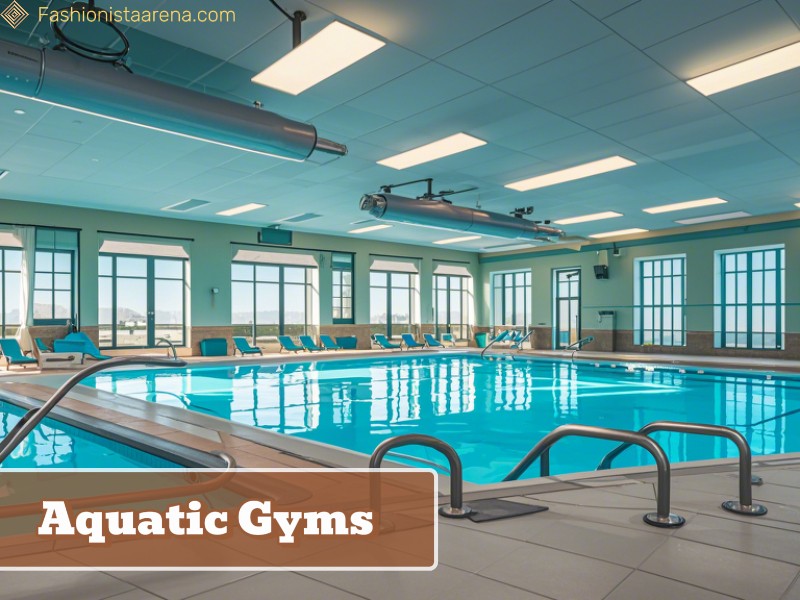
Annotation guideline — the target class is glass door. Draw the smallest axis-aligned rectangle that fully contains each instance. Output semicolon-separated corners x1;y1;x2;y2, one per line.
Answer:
434;274;469;340
554;268;580;349
100;255;185;348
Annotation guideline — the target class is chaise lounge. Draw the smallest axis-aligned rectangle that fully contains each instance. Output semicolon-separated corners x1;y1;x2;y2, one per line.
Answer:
232;336;263;356
401;333;425;350
371;333;401;350
299;335;324;352
278;335;305;353
0;338;38;369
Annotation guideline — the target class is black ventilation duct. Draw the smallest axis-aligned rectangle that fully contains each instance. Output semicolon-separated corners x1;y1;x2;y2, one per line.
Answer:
0;39;347;160
360;193;565;241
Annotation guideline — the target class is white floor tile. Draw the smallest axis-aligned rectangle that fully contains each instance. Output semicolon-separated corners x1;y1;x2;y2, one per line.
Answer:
639;538;799;600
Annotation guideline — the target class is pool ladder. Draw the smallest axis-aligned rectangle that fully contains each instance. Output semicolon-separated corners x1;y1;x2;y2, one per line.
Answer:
371;421;768;528
567;335;595;362
0;356;186;466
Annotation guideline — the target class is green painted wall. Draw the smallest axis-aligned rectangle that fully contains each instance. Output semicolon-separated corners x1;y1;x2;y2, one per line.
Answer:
477;226;800;334
0;198;479;328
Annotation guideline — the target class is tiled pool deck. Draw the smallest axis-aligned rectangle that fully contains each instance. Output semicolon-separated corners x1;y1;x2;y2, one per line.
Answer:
0;350;799;599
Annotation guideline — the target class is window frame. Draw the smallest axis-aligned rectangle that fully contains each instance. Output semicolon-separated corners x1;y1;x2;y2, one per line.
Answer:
634;254;687;347
715;245;784;350
32;248;75;325
369;269;416;339
490;269;531;328
552;268;581;349
331;252;354;325
0;247;22;337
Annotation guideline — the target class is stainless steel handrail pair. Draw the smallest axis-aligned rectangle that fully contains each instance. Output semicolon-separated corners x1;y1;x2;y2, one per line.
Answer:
155;337;179;359
0;356;187;465
567;335;595;362
596;421;767;516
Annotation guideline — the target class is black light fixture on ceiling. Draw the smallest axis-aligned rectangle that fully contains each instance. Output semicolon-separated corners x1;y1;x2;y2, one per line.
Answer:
0;0;348;161
360;178;567;242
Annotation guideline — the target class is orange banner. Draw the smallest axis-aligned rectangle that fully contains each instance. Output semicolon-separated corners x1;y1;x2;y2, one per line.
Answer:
0;469;436;570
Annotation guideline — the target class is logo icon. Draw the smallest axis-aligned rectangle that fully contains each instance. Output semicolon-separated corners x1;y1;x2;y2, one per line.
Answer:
1;0;29;29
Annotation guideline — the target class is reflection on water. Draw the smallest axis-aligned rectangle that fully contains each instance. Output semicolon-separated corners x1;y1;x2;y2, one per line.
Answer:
88;356;800;483
0;401;180;469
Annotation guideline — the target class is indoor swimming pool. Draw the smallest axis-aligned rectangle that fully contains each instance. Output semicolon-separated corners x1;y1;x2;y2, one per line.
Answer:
0;399;182;469
85;354;800;483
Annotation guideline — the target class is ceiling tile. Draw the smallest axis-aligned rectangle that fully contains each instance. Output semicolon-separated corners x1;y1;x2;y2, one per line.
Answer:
437;0;611;83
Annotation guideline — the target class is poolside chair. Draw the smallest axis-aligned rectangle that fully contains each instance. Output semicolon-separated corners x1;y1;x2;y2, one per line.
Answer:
319;334;342;351
0;338;38;369
34;338;52;353
441;333;456;347
371;333;401;350
401;333;425;350
55;331;112;360
232;336;262;356
423;333;445;348
278;335;306;353
491;330;510;344
299;335;324;352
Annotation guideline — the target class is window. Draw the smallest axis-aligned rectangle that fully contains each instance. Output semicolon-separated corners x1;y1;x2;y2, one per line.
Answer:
232;262;313;344
0;248;21;337
332;253;354;324
491;270;530;327
370;271;416;338
33;250;73;322
634;255;686;346
433;271;471;340
553;269;580;348
715;245;784;350
99;254;186;348
33;228;77;325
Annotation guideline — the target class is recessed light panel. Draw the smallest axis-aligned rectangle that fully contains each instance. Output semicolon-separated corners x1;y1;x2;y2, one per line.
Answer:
505;156;636;192
675;211;751;225
686;41;800;96
348;224;391;234
216;203;266;217
554;211;622;225
589;228;648;239
162;199;210;212
377;133;486;170
433;235;481;245
251;22;385;95
643;197;726;214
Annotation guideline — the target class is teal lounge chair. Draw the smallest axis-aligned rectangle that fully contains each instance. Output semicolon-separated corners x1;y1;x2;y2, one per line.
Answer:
34;338;51;353
401;333;425;350
423;333;444;348
56;332;111;360
491;330;510;344
299;335;324;352
441;333;456;347
0;338;38;369
278;335;305;353
371;334;401;350
232;336;262;356
319;335;342;351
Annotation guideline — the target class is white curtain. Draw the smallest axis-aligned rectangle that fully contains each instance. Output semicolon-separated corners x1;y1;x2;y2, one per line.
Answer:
14;226;36;351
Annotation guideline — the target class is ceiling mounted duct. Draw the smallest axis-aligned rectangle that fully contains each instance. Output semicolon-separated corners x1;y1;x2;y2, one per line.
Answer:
0;39;347;161
360;193;566;241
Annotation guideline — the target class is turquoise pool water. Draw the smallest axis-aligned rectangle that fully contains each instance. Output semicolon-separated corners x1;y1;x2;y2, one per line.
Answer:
0;400;181;469
85;354;800;483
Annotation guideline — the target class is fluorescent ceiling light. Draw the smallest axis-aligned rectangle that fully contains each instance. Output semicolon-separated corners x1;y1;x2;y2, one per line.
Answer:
377;133;487;170
554;211;622;225
0;170;8;181
675;211;751;225
348;224;392;234
686;41;800;95
505;156;636;192
252;22;385;95
589;228;648;239
643;197;727;214
216;203;266;217
433;235;481;245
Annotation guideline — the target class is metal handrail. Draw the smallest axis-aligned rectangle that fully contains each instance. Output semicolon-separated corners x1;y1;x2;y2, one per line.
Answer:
369;434;471;518
155;337;178;359
597;421;767;516
568;335;595;362
480;330;520;359
0;356;186;465
386;451;451;474
502;424;684;528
